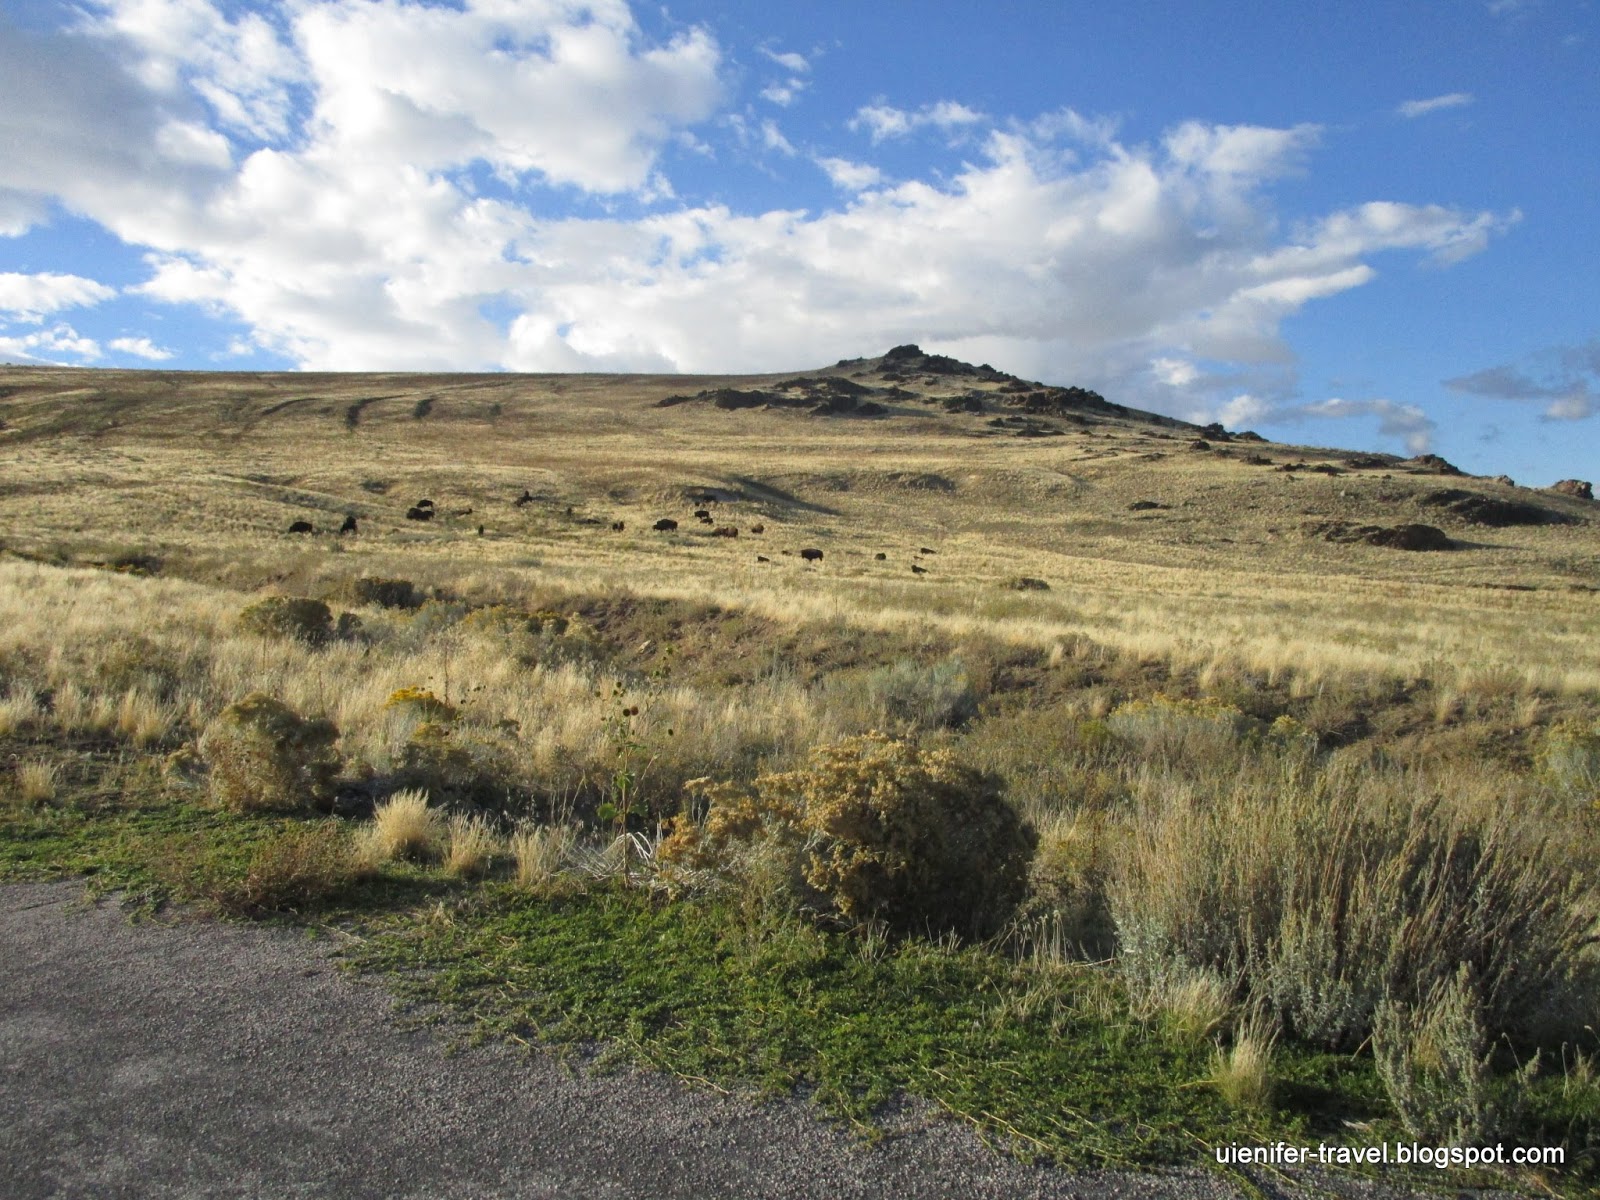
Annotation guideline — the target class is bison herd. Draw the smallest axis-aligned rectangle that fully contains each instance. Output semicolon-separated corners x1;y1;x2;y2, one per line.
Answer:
281;484;947;579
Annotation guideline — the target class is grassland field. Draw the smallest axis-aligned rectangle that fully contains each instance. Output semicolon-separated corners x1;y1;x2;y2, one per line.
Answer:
1;349;1598;1191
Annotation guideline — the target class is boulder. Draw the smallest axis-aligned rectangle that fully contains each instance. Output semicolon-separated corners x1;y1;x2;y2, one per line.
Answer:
1549;479;1594;501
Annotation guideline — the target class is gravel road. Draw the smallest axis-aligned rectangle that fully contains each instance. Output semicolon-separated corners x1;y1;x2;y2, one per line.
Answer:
0;880;1501;1199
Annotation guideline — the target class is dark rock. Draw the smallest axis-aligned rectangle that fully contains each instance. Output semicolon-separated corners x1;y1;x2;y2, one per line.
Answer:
1311;521;1454;551
1400;454;1463;476
1418;488;1570;527
1006;577;1050;591
1189;439;1211;451
1368;523;1454;550
1550;479;1594;501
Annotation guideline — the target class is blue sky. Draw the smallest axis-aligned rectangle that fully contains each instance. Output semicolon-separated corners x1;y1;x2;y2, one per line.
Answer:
1;0;1595;484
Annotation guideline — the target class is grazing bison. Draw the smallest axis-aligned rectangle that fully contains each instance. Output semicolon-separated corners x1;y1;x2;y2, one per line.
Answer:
756;555;770;563
515;490;534;507
653;518;679;532
405;506;434;521
749;524;765;535
287;520;315;534
911;564;929;575
693;509;711;520
800;548;823;563
611;520;625;532
338;515;358;534
415;499;434;510
873;552;887;561
712;526;738;538
918;547;937;555
477;524;485;536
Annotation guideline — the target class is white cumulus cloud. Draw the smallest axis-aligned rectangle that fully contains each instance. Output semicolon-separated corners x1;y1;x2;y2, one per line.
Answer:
816;157;884;191
109;335;175;359
0;323;103;363
0;272;117;319
850;99;985;143
0;1;1516;398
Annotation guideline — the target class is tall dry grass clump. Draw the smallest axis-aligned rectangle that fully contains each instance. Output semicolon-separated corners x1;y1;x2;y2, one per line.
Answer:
14;759;58;806
1213;1008;1278;1111
510;823;578;892
1107;757;1597;1052
444;812;501;878
0;684;41;735
358;788;443;864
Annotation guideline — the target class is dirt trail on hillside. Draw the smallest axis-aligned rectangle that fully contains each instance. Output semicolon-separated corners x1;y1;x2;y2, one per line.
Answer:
0;881;1504;1200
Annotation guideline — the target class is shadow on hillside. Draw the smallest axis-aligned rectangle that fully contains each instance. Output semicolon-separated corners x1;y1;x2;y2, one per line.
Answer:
723;475;842;517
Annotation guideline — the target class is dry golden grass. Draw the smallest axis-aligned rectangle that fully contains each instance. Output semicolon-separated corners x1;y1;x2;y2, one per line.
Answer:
444;812;501;878
14;759;58;806
362;789;443;864
1213;1010;1278;1110
509;823;578;892
0;362;1593;697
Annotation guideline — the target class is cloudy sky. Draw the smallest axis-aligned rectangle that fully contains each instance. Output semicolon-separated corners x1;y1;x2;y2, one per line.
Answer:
1;0;1595;483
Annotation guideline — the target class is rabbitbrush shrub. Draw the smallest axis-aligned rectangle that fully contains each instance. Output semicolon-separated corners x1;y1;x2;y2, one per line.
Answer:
665;732;1035;938
199;693;340;813
237;596;335;646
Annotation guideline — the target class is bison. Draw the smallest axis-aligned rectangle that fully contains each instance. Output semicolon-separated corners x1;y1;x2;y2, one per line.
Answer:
800;548;823;563
405;506;434;521
611;521;625;532
918;547;937;555
911;564;929;575
873;552;887;561
338;514;358;535
515;490;534;507
711;526;738;538
749;524;765;535
756;555;770;563
653;518;679;532
693;509;711;520
287;520;315;534
415;499;434;510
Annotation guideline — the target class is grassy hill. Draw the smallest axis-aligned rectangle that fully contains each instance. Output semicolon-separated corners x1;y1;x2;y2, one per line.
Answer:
2;348;1596;691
